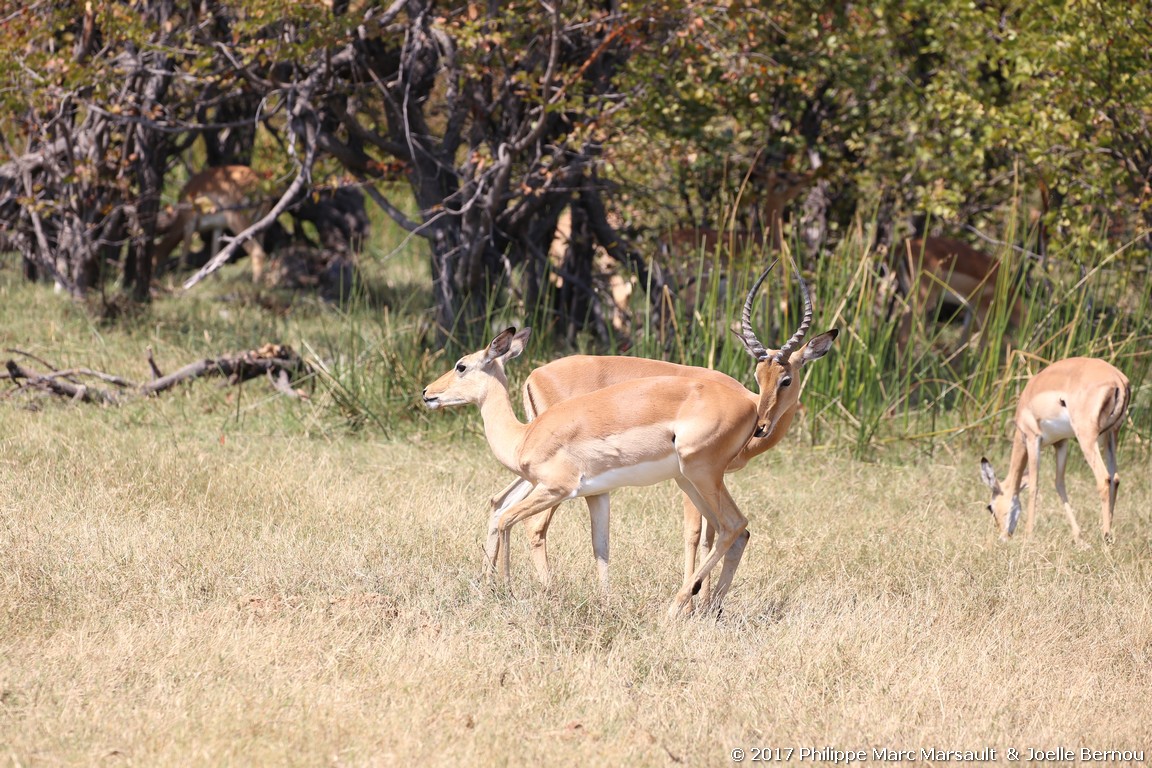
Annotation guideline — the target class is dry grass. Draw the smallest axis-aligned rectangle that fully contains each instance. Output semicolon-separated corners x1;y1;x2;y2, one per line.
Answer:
4;398;1152;766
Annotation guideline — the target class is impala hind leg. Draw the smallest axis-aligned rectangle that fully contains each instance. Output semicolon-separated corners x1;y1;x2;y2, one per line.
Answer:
1052;439;1085;545
246;240;269;283
1103;428;1120;544
180;220;196;272
894;302;914;358
586;494;611;595
1080;428;1120;544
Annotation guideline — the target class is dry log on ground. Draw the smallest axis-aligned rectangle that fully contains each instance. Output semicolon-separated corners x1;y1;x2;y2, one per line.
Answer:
2;344;310;404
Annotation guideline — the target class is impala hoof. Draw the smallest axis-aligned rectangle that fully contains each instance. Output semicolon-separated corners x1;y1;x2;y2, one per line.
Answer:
667;597;692;621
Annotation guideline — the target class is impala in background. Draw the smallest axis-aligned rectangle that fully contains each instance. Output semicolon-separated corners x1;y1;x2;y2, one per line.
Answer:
893;235;1026;355
151;165;272;282
980;357;1130;545
654;168;823;326
658;168;817;258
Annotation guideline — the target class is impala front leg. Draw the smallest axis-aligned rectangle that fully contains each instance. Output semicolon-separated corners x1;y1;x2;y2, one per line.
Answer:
1022;435;1042;537
669;477;749;620
692;485;749;613
1052;440;1085;546
668;517;748;620
709;527;750;612
494;483;574;587
487;478;533;583
483;519;502;585
526;507;557;588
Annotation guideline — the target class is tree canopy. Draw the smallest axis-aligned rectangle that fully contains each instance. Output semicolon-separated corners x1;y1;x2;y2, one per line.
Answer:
1;1;1148;344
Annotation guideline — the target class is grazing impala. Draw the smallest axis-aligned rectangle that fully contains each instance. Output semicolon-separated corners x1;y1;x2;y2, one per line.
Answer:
151;165;272;282
489;316;837;597
979;357;1130;545
422;264;837;617
894;236;1026;354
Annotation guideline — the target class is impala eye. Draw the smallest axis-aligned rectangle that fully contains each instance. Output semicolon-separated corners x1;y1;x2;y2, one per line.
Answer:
779;374;793;388
455;362;467;373
986;505;993;515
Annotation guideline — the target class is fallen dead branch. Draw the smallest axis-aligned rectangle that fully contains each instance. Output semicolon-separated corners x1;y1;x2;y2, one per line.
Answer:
2;344;311;405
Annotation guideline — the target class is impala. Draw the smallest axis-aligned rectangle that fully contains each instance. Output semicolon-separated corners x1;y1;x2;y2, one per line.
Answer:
151;165;272;282
488;321;836;597
422;264;837;617
894;236;1026;354
979;357;1130;545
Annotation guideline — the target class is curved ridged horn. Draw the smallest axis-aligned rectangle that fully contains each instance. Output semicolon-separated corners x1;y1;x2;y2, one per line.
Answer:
774;269;813;363
738;260;778;361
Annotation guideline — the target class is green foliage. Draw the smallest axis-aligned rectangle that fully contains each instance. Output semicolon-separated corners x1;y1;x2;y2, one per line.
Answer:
610;1;1151;247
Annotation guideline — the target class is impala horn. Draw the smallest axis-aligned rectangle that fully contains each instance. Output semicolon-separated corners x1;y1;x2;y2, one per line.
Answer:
774;270;813;363
737;260;814;364
737;260;778;361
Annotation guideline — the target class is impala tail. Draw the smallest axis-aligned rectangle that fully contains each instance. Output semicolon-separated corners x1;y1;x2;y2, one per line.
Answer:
1101;382;1131;433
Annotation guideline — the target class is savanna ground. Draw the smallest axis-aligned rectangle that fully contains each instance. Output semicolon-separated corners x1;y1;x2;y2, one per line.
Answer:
2;249;1152;766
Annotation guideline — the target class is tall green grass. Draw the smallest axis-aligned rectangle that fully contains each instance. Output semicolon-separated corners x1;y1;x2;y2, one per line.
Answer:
7;190;1144;460
540;217;1151;459
336;210;1152;460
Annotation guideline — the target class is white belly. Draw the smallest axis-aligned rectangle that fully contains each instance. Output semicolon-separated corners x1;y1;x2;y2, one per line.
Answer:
1037;411;1075;445
576;454;681;496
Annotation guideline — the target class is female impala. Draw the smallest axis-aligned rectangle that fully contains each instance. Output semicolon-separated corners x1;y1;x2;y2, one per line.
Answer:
488;284;837;596
895;236;1026;354
151;165;271;282
980;357;1130;545
423;264;836;617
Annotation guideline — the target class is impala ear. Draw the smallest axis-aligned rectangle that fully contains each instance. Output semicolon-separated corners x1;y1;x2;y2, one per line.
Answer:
799;329;839;363
485;327;518;362
979;457;1000;492
506;327;532;360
